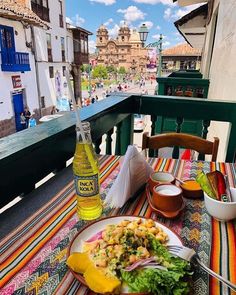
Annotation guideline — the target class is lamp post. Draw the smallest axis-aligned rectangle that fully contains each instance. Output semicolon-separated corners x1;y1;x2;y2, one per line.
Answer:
88;63;92;99
139;24;163;78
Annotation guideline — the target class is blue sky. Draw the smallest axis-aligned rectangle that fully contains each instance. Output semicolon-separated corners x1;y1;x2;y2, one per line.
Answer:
65;0;201;53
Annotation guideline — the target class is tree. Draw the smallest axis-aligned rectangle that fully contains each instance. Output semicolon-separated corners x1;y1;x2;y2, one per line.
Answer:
118;66;126;75
106;65;117;74
92;65;108;79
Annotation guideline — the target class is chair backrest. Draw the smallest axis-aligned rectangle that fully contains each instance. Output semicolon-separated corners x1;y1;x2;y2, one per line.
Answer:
142;132;219;161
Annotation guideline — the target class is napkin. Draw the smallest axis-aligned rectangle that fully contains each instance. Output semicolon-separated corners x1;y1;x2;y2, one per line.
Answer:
104;145;154;208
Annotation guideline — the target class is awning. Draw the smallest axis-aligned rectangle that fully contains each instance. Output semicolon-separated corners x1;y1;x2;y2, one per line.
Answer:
174;4;208;50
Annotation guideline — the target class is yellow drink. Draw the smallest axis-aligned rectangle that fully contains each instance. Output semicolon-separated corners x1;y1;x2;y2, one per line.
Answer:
73;124;102;220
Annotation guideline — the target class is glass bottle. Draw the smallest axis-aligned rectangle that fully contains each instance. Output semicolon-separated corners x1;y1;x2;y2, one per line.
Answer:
73;122;102;220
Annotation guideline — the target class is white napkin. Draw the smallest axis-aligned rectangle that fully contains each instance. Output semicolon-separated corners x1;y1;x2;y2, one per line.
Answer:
104;145;154;208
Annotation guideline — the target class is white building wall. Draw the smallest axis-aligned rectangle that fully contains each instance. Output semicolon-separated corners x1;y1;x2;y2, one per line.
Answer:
201;0;236;161
0;17;38;120
33;0;71;111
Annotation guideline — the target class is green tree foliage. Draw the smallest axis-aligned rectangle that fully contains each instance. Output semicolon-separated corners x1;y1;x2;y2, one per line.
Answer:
92;65;108;79
118;66;126;75
106;65;117;74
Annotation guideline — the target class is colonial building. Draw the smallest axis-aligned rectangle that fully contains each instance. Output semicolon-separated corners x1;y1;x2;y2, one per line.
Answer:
96;24;148;74
0;0;92;138
174;0;236;160
162;43;201;72
0;0;46;137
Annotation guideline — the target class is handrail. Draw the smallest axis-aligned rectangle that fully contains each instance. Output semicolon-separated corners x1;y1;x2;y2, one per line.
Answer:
1;93;236;207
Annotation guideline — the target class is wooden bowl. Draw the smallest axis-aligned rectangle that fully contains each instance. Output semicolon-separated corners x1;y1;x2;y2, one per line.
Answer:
148;171;175;193
180;179;203;199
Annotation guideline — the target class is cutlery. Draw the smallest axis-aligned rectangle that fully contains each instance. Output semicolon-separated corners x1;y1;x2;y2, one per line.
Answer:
168;244;236;292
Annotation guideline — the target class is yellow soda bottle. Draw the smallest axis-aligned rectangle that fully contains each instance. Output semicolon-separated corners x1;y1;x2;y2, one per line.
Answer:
73;122;102;220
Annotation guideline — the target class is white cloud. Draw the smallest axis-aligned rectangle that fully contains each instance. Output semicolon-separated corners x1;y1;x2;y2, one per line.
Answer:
133;0;176;6
164;3;205;21
89;40;96;53
164;7;172;20
156;25;161;30
66;17;73;25
90;0;116;5
139;21;153;30
66;14;85;27
104;18;113;26
117;6;146;22
162;41;171;47
108;24;120;38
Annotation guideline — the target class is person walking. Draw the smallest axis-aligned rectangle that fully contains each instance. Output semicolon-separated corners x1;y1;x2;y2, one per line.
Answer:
23;106;31;128
20;112;26;130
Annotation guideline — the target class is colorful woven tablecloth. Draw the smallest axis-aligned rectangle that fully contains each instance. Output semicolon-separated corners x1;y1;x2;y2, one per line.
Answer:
1;156;236;295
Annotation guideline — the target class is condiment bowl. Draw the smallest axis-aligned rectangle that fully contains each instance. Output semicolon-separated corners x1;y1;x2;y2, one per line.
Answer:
152;184;183;212
180;179;203;199
204;187;236;221
148;172;175;193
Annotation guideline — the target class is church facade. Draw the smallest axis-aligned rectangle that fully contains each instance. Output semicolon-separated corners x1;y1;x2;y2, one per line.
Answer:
96;24;148;74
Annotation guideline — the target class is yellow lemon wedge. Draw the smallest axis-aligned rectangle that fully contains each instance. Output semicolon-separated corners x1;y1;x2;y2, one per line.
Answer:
84;265;121;294
66;252;92;274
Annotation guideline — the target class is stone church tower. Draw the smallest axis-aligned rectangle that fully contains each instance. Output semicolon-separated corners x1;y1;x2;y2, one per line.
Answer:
96;24;148;74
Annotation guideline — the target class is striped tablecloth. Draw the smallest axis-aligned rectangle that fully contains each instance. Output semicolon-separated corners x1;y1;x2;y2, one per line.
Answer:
1;155;236;295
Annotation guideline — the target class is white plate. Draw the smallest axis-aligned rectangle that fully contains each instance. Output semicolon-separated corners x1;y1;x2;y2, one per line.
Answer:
68;215;182;293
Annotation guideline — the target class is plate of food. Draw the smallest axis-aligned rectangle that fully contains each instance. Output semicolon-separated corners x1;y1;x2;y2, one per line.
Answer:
67;216;192;294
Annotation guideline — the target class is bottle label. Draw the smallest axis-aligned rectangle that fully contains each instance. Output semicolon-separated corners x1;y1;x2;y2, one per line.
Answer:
74;174;99;197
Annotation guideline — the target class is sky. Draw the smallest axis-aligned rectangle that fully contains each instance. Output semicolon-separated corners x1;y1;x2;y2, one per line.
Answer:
65;0;203;53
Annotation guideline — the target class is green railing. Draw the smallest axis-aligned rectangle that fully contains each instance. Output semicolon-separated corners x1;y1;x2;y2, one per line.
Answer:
156;74;210;136
1;93;236;207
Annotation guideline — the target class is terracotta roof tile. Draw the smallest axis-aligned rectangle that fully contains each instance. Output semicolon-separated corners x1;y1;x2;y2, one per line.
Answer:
162;43;201;56
0;0;48;28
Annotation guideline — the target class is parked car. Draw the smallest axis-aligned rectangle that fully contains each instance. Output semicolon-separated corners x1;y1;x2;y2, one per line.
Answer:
134;114;147;132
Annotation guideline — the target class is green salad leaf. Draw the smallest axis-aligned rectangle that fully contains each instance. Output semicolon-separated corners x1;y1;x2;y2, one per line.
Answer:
121;236;192;295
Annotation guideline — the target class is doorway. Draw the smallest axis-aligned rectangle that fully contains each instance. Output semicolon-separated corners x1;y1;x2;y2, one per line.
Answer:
12;91;24;131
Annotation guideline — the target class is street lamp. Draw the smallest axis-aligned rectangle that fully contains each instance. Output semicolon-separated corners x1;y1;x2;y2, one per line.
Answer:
138;23;149;47
139;24;163;78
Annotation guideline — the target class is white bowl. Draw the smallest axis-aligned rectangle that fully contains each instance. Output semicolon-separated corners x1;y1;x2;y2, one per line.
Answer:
204;187;236;221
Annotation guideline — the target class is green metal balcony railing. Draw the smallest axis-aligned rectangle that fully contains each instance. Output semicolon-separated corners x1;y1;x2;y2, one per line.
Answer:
1;93;236;208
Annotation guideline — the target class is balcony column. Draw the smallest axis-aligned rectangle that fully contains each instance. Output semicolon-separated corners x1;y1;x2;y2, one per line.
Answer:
71;64;82;105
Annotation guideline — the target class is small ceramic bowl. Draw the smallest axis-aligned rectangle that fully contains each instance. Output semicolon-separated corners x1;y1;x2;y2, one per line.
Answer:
180;179;203;199
148;172;175;193
152;184;183;212
146;186;185;219
204;187;236;221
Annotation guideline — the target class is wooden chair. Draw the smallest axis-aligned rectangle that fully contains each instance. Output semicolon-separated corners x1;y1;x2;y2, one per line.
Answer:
142;132;219;161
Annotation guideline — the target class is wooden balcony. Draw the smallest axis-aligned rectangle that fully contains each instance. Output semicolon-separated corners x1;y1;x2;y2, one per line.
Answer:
1;94;236;208
1;51;31;72
74;52;89;65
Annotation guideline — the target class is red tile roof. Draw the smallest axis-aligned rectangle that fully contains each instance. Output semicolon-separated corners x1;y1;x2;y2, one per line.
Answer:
0;0;48;28
162;43;201;56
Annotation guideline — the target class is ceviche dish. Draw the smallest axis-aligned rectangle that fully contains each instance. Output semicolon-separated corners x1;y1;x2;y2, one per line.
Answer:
67;218;192;294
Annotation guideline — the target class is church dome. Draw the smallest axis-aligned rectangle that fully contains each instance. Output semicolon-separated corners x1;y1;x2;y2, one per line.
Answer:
119;22;130;34
129;29;142;43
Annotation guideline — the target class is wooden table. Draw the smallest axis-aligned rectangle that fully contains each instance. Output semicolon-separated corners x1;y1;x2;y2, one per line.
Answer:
1;155;236;295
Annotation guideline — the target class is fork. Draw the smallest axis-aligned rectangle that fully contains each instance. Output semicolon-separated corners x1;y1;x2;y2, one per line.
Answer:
168;245;236;292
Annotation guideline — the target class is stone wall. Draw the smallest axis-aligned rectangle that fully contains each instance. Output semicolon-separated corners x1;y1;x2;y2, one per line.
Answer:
0;118;16;138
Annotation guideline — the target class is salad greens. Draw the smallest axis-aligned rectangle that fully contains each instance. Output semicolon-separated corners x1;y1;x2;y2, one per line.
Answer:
121;236;192;295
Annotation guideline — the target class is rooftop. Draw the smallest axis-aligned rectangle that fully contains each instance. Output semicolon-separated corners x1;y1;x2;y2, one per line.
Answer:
0;0;48;28
162;43;201;56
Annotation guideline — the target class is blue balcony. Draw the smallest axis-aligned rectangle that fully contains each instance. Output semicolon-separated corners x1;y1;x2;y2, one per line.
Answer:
1;51;31;72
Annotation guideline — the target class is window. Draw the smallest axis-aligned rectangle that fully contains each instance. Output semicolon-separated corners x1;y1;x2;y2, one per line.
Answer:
81;34;85;53
41;96;45;108
46;33;52;62
31;0;50;22
100;37;102;42
62;66;66;76
49;66;54;78
122;36;124;41
73;38;80;53
61;37;65;62
59;1;64;28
